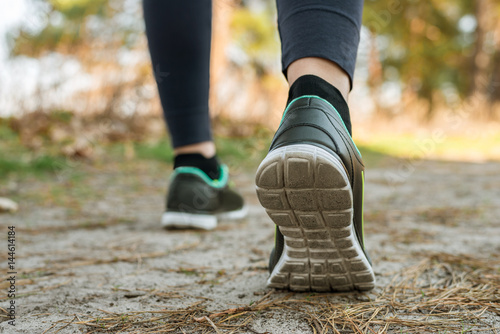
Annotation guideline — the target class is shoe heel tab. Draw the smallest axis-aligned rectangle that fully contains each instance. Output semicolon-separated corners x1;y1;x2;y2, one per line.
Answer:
281;96;344;129
280;95;319;124
280;95;363;158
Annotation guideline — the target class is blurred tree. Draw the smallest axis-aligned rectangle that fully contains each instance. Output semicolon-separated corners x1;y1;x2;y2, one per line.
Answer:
468;0;498;118
8;0;153;117
230;4;280;75
363;0;499;119
11;0;142;59
485;1;500;110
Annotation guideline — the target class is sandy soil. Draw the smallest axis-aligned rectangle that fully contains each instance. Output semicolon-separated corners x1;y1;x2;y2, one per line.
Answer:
1;157;499;333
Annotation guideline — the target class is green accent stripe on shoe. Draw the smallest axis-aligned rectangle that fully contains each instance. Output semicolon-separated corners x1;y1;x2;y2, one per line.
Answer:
361;170;365;247
281;95;362;158
172;164;229;189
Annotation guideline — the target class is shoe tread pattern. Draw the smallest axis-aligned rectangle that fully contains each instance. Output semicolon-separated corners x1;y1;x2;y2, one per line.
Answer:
256;144;375;292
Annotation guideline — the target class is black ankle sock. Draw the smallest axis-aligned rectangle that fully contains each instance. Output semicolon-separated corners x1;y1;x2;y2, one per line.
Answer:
174;153;221;180
287;75;352;136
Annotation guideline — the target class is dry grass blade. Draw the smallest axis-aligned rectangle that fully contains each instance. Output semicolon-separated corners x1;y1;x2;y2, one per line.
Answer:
204;316;223;334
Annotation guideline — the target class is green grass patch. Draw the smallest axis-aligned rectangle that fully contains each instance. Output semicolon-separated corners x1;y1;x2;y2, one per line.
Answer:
357;132;500;161
0;152;70;178
134;139;174;163
357;145;395;168
129;135;271;170
0;121;73;178
215;135;270;170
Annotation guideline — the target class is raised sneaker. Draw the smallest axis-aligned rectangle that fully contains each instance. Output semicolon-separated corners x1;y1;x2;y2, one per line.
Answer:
255;96;375;292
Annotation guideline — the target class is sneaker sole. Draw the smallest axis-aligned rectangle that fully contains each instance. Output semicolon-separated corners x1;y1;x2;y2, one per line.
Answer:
255;144;375;292
161;206;248;230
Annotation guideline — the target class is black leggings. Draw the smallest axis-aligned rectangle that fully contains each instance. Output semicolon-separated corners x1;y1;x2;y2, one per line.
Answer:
143;0;364;148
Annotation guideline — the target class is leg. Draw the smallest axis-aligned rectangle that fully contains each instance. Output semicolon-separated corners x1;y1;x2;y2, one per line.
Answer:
287;58;350;101
143;0;214;157
256;0;375;292
277;0;364;135
143;0;245;229
277;0;363;92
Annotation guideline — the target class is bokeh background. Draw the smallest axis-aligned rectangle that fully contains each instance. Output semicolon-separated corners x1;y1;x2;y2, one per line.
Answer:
1;0;499;172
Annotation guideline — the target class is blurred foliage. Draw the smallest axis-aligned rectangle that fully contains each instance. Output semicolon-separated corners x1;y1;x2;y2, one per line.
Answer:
10;0;141;58
230;5;280;73
5;107;162;162
5;0;500;124
366;1;467;97
0;117;396;182
363;0;500;116
7;0;155;136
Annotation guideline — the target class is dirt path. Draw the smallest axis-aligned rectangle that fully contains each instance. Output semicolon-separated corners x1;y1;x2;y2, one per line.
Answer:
1;158;499;333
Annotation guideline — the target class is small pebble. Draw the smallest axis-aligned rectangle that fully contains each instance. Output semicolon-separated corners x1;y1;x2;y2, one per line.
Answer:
0;197;18;213
124;291;146;298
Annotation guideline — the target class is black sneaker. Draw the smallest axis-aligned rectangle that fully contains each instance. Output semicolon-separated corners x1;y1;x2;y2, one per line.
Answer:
255;96;375;292
162;165;247;230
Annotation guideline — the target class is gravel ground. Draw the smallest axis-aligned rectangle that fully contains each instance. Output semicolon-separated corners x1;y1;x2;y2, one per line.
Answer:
1;157;499;333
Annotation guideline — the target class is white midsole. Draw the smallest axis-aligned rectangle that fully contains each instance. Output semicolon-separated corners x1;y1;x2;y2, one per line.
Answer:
161;206;248;230
259;144;375;290
217;206;248;220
